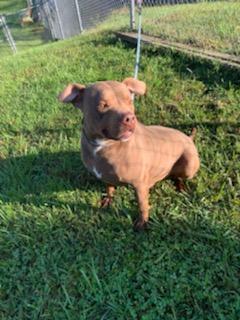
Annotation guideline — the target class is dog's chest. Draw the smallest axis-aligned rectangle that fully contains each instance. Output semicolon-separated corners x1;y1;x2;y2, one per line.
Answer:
81;138;122;185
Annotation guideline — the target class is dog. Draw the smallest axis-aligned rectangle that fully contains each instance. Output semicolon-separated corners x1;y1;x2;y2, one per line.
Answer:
59;78;200;231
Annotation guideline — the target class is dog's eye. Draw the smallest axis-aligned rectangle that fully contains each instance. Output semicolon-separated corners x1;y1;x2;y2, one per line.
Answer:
99;102;109;112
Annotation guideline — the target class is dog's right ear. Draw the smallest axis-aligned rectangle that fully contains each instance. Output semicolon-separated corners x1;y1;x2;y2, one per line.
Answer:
58;83;85;109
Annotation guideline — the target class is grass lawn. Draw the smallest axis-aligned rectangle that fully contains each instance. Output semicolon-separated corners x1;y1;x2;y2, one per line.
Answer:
141;1;240;56
1;1;240;58
0;29;240;318
0;0;26;14
101;1;240;56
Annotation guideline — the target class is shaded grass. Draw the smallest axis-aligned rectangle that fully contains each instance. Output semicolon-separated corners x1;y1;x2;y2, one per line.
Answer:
0;29;240;319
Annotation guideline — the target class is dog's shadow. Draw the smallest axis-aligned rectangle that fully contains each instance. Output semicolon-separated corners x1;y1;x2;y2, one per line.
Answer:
0;150;103;207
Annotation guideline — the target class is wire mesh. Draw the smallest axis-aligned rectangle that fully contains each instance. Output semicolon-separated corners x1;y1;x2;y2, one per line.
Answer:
0;4;52;56
34;0;127;40
78;0;125;30
138;0;240;56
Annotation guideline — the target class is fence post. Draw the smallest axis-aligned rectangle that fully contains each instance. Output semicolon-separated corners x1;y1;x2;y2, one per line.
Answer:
44;1;57;40
130;0;135;30
52;0;65;39
26;0;33;7
74;0;83;33
0;15;17;53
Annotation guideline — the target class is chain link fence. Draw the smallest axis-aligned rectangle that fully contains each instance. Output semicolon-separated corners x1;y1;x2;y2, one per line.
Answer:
0;0;127;55
0;3;52;56
1;0;239;57
36;0;127;40
137;0;240;56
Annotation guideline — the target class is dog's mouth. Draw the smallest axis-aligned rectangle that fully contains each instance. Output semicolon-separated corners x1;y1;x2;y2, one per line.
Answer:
118;129;134;141
102;128;134;142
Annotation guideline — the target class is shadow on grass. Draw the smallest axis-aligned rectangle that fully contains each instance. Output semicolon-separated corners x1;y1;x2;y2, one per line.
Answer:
1;31;240;318
143;46;240;89
1;115;239;207
1;136;240;318
1;182;239;319
165;50;240;89
0;150;102;206
94;33;240;89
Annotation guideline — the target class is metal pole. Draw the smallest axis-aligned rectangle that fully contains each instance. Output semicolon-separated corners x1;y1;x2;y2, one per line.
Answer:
0;15;17;54
52;0;65;39
130;0;135;30
134;1;142;79
74;0;83;33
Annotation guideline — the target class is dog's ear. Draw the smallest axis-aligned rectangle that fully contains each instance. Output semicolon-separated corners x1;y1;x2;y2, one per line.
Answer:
58;83;86;109
122;77;146;96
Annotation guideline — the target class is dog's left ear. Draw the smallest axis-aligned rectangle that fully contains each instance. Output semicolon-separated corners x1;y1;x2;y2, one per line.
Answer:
122;77;146;96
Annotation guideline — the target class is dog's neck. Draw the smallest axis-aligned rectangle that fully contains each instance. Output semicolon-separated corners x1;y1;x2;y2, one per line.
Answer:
82;128;115;156
82;128;102;147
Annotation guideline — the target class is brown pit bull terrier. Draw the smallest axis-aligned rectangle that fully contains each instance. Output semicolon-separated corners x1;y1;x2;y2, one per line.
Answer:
59;78;200;231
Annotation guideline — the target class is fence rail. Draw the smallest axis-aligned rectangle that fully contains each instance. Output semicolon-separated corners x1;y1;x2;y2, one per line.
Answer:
0;15;17;53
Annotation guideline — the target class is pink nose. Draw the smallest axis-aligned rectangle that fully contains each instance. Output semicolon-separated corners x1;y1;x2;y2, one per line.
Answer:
122;112;136;128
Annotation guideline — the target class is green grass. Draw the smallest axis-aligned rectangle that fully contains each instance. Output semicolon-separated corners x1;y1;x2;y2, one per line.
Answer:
2;1;240;58
0;19;240;320
102;1;240;56
142;1;240;56
0;0;26;14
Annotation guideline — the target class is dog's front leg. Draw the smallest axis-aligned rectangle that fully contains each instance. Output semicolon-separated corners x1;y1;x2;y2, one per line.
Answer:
133;186;150;231
101;185;115;208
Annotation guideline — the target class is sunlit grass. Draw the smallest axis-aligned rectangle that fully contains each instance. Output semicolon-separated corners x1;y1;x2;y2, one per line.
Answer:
0;28;240;318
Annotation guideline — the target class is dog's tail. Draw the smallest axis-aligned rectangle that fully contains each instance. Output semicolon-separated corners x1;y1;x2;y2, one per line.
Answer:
190;128;197;141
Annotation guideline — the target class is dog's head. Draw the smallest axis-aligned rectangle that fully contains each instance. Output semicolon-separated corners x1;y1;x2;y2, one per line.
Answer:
58;78;146;141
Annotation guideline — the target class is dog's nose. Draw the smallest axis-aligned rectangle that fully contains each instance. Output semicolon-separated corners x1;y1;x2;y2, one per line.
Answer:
122;112;136;127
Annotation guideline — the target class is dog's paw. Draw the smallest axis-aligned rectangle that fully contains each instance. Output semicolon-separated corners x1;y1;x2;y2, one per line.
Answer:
173;178;187;193
100;196;112;208
133;218;148;232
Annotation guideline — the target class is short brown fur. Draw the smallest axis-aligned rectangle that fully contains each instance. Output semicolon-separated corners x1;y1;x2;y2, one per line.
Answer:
59;78;200;231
